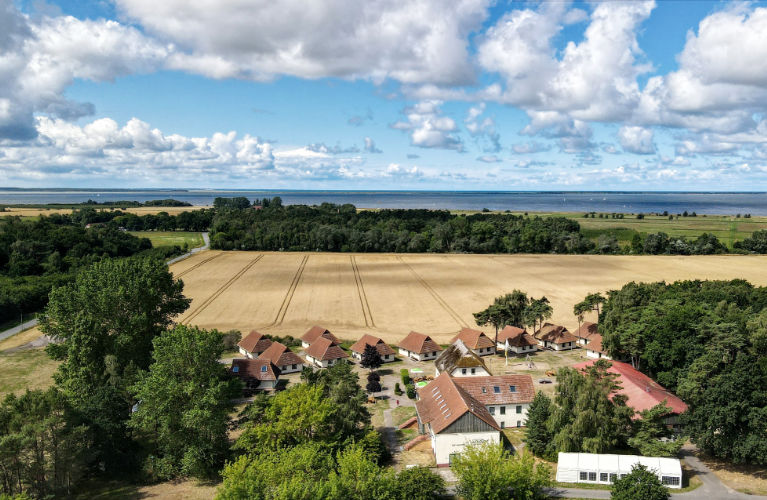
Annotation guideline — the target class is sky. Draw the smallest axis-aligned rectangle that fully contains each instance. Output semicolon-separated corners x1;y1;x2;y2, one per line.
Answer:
2;0;767;190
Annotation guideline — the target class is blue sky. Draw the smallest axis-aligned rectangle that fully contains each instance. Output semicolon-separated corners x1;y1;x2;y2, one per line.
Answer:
2;0;767;190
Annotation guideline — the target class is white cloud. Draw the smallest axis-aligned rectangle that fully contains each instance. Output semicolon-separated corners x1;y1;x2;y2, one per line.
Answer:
364;137;382;153
391;100;463;151
618;126;655;154
116;0;490;85
476;154;501;163
464;103;500;152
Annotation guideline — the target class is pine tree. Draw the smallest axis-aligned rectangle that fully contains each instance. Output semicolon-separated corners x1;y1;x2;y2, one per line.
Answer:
524;391;553;458
360;343;383;370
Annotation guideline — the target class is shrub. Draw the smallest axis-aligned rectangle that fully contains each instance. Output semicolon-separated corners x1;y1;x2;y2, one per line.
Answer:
221;329;242;350
394;382;402;396
406;383;416;399
400;368;411;386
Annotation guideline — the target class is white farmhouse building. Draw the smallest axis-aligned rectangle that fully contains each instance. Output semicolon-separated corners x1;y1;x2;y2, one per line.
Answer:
257;341;305;374
534;323;578;351
304;336;349;368
398;331;443;361
349;334;396;363
237;330;273;358
454;374;535;429
450;328;496;356
497;325;538;354
415;372;501;466
300;325;339;349
556;452;683;489
434;340;492;377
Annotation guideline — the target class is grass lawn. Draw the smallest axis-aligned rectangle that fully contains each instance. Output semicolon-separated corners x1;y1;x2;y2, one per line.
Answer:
129;231;204;249
391;405;416;426
0;349;58;397
73;479;218;499
368;398;389;428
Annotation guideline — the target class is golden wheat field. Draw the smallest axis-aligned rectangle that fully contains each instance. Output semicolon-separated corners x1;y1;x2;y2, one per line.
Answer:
170;251;767;344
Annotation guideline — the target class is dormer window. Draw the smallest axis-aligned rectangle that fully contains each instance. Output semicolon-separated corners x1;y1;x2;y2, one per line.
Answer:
509;385;516;392
261;365;268;372
493;386;500;394
481;387;486;393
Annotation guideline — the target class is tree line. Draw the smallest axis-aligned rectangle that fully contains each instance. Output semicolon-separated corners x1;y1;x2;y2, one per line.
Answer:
595;279;767;465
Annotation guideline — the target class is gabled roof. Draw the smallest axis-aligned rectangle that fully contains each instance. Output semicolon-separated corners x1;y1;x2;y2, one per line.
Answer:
435;340;491;375
586;333;607;355
398;331;443;354
454;375;535;405
415;372;501;434
230;358;280;381
258;341;305;367
497;325;526;343
301;325;339;345
573;360;688;416
238;330;273;354
506;332;538;348
574;321;599;341
534;323;578;344
349;334;395;356
305;336;349;361
451;328;495;350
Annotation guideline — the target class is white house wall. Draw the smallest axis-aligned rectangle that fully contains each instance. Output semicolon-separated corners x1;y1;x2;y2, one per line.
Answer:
432;431;500;466
487;403;530;428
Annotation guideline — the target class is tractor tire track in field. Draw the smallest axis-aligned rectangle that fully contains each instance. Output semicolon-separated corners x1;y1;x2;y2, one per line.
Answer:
350;255;375;327
182;254;264;325
175;252;223;279
270;254;310;326
396;256;468;328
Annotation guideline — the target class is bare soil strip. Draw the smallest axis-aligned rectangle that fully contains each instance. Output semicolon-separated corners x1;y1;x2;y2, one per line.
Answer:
351;255;375;327
270;254;309;326
181;254;264;324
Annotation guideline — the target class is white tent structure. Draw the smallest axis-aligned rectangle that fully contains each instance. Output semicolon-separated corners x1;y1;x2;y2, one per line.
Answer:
556;452;683;489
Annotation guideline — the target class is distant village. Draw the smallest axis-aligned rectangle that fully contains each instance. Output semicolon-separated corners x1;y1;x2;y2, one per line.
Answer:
230;320;686;489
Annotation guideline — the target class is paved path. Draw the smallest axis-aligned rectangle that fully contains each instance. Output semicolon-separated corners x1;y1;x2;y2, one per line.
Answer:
0;318;38;343
166;231;210;265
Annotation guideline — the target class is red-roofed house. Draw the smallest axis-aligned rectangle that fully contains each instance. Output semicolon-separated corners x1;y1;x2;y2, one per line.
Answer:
258;342;305;373
415;372;501;466
398;331;443;361
454;375;535;428
573;360;687;430
300;325;340;348
230;358;280;393
534;323;578;351
237;330;273;358
305;337;349;368
349;334;396;363
497;325;538;354
451;328;496;356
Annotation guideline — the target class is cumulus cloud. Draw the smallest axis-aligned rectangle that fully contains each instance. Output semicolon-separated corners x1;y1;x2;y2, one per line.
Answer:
306;142;360;154
464;103;500;152
618;126;655;154
511;142;550;154
364;137;382;153
116;0;490;85
0;2;168;139
391;100;463;151
476;154;501;163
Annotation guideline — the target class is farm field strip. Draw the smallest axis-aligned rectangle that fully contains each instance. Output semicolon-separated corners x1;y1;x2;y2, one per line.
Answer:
170;251;767;344
175;251;224;278
397;256;468;329
271;255;310;326
181;254;264;324
351;255;375;327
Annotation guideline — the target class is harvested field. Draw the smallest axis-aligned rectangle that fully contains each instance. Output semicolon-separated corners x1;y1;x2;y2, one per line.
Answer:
170;251;767;344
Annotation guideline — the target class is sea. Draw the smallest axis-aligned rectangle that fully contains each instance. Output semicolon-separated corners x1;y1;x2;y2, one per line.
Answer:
1;189;767;216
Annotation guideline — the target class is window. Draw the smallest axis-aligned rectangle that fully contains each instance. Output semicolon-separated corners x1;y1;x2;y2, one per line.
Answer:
661;476;680;486
516;420;521;427
500;406;506;415
232;366;239;373
261;365;268;372
481;386;486;393
516;405;522;414
600;473;608;482
493;386;500;394
489;406;495;415
461;368;467;375
449;453;459;465
500;421;505;428
292;364;296;370
471;368;476;374
579;472;588;481
609;474;618;483
509;385;516;392
588;472;597;482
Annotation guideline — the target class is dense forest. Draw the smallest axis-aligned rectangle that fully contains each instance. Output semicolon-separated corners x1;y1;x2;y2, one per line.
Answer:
598;280;767;464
